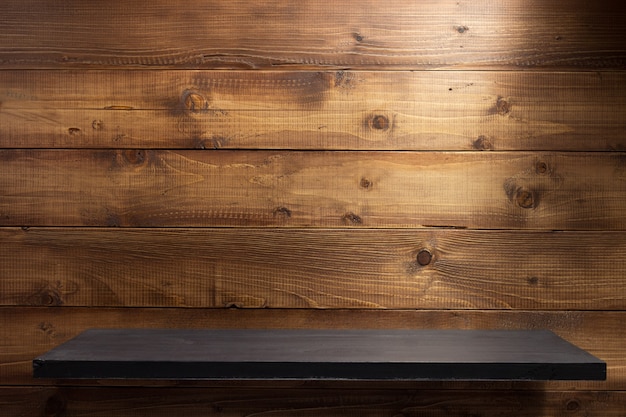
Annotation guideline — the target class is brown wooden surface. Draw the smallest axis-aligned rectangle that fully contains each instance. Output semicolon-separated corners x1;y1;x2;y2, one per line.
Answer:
2;0;626;414
1;228;625;310
1;150;625;229
2;71;626;151
0;308;621;389
1;0;626;70
2;386;625;417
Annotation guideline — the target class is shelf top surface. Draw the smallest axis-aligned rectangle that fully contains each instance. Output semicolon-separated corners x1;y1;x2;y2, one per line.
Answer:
33;329;606;381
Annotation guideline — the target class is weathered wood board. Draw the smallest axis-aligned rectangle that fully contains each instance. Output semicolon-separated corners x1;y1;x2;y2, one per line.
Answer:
1;228;625;310
1;151;624;229
1;71;625;150
2;386;626;417
2;0;626;414
1;0;625;70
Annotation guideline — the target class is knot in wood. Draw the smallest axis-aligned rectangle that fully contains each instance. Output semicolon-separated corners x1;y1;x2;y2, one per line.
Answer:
45;394;66;417
334;70;355;89
515;188;535;209
370;114;390;131
473;135;493;151
496;96;511;115
68;127;82;136
42;291;62;306
183;90;209;113
417;249;433;266
273;206;292;218
30;288;63;306
565;398;581;411
123;149;147;165
535;161;549;174
359;177;373;190
342;212;363;225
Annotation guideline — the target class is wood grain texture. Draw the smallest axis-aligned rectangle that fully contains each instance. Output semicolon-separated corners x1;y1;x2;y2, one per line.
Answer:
1;0;626;70
2;228;626;310
0;308;622;389
2;70;626;150
1;0;624;414
1;150;625;229
2;386;624;417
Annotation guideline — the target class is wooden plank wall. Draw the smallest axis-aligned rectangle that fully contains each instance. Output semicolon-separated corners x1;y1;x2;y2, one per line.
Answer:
1;0;626;415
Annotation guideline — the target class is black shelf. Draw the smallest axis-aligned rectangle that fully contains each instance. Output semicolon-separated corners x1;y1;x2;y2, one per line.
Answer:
33;329;606;381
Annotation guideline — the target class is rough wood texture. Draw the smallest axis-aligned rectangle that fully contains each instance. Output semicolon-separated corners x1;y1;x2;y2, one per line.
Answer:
1;150;624;229
2;0;626;413
2;386;625;417
2;71;626;150
2;228;626;310
1;0;626;70
0;308;621;389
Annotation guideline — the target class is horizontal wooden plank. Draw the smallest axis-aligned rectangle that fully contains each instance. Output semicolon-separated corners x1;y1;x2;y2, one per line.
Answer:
2;386;625;417
1;150;625;229
33;329;604;381
1;0;626;70
0;308;622;389
1;71;625;150
2;228;626;310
